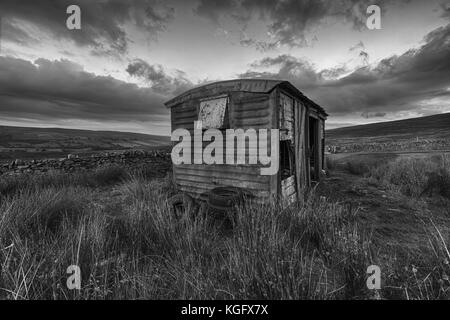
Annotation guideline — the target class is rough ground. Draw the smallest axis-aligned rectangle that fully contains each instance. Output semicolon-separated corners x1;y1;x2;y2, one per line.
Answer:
318;167;450;283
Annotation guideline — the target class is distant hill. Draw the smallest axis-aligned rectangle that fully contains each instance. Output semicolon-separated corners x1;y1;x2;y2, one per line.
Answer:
0;125;170;160
327;113;450;140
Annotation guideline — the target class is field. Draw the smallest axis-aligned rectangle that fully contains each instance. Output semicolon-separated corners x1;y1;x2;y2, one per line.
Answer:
0;125;170;161
327;113;450;153
0;151;449;300
1;115;450;300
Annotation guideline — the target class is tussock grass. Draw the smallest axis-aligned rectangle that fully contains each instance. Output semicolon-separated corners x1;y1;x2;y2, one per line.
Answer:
381;216;450;300
340;154;450;199
0;165;129;198
332;153;450;299
0;168;371;300
0;159;449;300
369;154;450;199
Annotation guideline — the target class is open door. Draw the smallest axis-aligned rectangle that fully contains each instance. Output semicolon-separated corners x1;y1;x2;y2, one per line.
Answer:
279;93;297;204
280;140;296;203
307;115;320;182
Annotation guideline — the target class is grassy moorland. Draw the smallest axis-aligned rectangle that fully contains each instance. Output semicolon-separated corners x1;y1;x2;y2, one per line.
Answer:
328;113;450;140
324;153;450;299
0;154;449;300
0;125;170;161
326;113;450;153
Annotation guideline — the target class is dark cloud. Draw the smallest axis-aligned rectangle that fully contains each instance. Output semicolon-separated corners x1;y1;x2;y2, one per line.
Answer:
361;111;386;118
0;19;39;46
246;54;321;86
126;59;195;95
194;0;236;25
239;24;450;116
0;56;168;123
0;0;174;55
441;1;450;19
239;37;280;52
319;66;349;80
195;0;390;48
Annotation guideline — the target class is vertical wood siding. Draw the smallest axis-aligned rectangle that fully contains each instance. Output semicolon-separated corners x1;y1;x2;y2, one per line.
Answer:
279;93;294;140
294;99;308;200
318;119;324;174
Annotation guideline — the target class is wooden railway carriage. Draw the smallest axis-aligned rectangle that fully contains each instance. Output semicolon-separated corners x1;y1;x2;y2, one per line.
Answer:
165;79;328;207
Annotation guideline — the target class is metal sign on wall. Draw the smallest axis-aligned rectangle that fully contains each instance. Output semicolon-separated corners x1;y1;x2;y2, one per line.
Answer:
198;95;228;129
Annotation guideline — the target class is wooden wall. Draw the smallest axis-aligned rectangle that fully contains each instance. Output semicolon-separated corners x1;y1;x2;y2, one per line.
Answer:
170;86;325;204
171;90;278;202
318;117;325;174
294;99;308;200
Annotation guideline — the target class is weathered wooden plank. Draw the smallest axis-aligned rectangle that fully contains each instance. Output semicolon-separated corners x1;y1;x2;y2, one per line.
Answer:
281;175;295;189
173;114;197;122
281;175;296;204
177;175;270;191
176;176;268;189
229;92;272;129
233;119;271;127
269;90;279;199
233;94;270;104
174;167;269;182
318;119;324;175
234;103;270;112
283;185;295;197
173;119;197;126
233;110;270;119
175;163;262;173
177;182;270;198
295;99;307;196
172;103;197;113
279;92;294;142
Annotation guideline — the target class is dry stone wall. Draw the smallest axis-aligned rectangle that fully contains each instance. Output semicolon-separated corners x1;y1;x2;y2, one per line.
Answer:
0;149;172;176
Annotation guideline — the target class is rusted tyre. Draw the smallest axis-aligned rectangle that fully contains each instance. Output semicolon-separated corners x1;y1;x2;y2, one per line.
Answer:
168;193;194;219
207;187;244;210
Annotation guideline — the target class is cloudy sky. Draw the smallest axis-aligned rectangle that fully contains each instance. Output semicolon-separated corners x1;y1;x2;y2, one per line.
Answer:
0;0;449;135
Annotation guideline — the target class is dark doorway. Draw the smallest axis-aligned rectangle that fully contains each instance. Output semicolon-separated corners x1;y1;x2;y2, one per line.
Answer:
280;139;296;203
280;140;294;180
308;116;319;181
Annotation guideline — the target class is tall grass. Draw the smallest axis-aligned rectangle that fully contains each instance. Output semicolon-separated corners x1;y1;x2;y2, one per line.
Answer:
341;154;450;199
227;193;372;299
369;155;450;199
334;154;450;299
0;165;128;197
382;216;450;300
1;162;448;300
0;169;372;299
